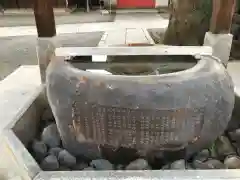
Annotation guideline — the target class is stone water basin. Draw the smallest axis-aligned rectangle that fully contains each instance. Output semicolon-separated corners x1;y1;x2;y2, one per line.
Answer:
1;61;240;180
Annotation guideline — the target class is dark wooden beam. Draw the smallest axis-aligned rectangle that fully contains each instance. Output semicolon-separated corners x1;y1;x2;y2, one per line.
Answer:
34;0;56;37
210;0;236;34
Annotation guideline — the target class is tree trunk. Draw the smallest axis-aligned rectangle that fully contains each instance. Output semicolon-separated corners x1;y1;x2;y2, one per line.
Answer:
210;0;236;34
34;0;56;37
163;0;212;46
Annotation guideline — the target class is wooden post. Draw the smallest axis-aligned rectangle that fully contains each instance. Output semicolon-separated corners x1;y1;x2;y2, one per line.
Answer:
34;0;56;37
210;0;236;34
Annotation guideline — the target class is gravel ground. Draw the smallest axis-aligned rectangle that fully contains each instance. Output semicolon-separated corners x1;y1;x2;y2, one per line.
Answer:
0;32;103;80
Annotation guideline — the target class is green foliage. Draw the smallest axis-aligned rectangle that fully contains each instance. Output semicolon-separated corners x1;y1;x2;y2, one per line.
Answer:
209;141;216;156
199;0;213;20
237;0;240;12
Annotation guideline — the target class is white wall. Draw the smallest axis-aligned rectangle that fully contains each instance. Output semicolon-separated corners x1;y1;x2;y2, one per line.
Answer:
155;0;168;7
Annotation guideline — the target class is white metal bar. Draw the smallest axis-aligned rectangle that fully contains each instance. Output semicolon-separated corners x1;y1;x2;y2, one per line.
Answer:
55;46;213;57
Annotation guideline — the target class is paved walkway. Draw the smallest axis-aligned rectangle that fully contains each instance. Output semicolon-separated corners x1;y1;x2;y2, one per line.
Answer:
0;11;115;27
0;13;168;79
0;13;168;37
0;32;103;80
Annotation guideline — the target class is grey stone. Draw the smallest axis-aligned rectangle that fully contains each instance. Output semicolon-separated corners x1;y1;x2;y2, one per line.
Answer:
193;156;226;169
48;147;63;157
229;129;240;142
42;124;61;148
116;164;124;170
170;159;186;169
215;136;236;158
195;159;226;169
72;163;89;170
231;142;238;149
224;155;240;169
58;150;77;168
194;149;210;162
32;140;48;161
161;164;170;170
205;159;226;169
40;155;59;171
125;159;150;170
192;149;211;169
58;166;71;171
192;160;208;169
199;149;210;158
186;163;194;170
83;167;95;171
90;159;114;170
41;108;54;121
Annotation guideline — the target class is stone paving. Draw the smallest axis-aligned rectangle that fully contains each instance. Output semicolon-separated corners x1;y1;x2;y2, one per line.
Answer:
0;32;103;80
0;13;168;37
0;12;168;80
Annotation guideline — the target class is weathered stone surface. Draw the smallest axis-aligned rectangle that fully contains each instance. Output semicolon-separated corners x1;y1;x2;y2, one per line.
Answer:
186;163;194;169
229;129;240;142
125;159;150;170
32;140;48;161
90;159;114;170
47;55;234;158
42;124;61;148
101;145;139;165
58;150;77;168
192;149;212;169
192;160;207;169
169;159;186;169
203;159;226;169
194;149;210;162
116;164;124;170
41;108;54;121
72;163;89;170
83;167;95;171
58;166;71;171
40;155;59;171
161;164;170;170
199;149;211;157
224;155;240;169
215;136;236;159
48;147;63;157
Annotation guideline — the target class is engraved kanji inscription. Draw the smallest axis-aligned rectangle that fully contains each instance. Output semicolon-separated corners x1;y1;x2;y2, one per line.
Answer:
72;99;204;150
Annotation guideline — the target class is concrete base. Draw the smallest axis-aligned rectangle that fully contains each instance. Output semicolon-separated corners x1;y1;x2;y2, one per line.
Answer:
0;66;42;180
204;32;233;66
